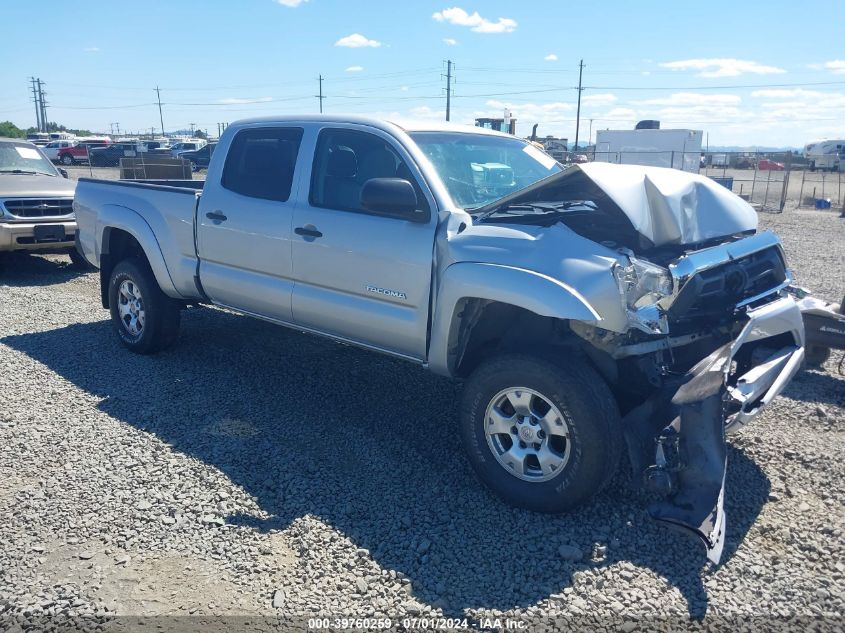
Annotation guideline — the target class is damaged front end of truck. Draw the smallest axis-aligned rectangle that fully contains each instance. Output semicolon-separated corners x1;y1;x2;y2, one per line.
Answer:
466;163;806;563
564;167;805;564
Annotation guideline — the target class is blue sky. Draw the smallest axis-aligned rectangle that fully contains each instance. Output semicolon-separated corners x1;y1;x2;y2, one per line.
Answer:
1;0;844;147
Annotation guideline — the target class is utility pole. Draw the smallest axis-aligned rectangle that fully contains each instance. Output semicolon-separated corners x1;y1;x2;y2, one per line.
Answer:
574;59;584;151
189;123;196;135
29;77;42;131
444;60;453;121
155;85;165;137
588;118;594;146
37;79;48;132
316;75;325;113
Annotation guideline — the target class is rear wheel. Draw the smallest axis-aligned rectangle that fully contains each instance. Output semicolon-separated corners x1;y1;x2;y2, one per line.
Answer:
108;258;180;354
459;354;622;513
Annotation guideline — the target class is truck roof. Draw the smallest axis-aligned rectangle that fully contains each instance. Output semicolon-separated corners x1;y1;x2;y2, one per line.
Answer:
230;114;515;138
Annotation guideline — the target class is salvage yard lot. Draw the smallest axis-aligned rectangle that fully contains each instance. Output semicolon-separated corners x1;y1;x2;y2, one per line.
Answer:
1;210;843;629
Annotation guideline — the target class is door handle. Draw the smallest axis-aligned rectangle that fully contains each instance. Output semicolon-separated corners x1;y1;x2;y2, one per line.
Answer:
295;226;323;238
206;210;227;222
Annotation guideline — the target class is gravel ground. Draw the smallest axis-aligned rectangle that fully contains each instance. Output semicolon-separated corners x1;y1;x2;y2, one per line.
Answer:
0;208;843;631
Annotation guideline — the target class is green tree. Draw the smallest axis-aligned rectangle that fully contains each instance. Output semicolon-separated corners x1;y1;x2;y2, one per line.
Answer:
0;121;25;138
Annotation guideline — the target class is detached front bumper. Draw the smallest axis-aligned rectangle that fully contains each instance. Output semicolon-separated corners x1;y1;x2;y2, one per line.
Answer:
0;220;77;253
624;296;804;564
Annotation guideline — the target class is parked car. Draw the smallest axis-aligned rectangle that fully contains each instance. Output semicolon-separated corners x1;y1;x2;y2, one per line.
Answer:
57;138;111;165
170;140;206;157
74;115;805;564
43;140;78;162
758;159;785;171
178;142;216;170
0;138;84;265
88;143;139;167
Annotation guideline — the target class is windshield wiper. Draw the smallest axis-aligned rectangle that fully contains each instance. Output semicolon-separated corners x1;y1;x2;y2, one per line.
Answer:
0;169;54;176
474;200;596;223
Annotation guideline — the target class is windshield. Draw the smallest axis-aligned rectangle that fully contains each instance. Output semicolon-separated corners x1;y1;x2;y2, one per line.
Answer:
409;132;562;210
0;142;57;176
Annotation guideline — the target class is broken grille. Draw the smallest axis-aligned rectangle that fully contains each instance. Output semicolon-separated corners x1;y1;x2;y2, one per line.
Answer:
670;246;787;319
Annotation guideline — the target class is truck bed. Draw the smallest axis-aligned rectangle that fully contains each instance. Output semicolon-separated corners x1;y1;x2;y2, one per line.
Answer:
74;178;204;300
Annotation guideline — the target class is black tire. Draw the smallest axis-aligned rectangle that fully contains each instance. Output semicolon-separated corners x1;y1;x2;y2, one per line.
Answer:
805;345;831;367
68;248;93;270
108;257;181;354
61;154;74;165
460;354;622;513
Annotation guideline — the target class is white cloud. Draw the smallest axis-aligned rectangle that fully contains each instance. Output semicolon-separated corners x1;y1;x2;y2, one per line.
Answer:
83;46;100;52
582;93;617;105
219;97;273;104
635;92;742;107
659;58;786;78
752;88;818;99
346;66;364;73
544;54;558;62
335;33;382;48
275;0;308;6
432;7;517;34
443;38;458;46
824;60;845;74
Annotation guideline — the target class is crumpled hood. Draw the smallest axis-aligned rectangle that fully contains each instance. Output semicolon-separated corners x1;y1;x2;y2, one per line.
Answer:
0;173;76;199
473;162;758;249
577;162;757;247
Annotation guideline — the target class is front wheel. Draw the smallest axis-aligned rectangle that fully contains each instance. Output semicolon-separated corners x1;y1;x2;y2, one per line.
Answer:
460;354;622;513
61;154;74;165
108;258;181;354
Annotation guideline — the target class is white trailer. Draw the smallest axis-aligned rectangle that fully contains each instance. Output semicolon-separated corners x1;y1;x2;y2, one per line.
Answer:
594;128;703;173
803;139;844;171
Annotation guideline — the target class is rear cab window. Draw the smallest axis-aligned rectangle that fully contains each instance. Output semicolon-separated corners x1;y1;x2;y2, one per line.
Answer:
222;127;304;202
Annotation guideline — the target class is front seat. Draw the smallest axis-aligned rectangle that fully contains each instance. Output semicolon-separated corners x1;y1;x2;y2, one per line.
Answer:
323;146;359;209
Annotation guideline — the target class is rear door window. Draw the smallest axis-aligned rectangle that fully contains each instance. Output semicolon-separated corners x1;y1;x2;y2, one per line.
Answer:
222;128;304;202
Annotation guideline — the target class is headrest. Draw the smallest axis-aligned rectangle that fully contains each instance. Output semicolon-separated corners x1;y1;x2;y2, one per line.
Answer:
358;148;396;182
327;146;357;178
244;143;278;173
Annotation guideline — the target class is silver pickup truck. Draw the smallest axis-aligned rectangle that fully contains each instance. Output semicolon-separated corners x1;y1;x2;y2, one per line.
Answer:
75;116;804;563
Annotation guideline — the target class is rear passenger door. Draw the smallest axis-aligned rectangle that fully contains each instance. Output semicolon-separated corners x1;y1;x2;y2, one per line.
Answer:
196;126;304;322
290;126;437;360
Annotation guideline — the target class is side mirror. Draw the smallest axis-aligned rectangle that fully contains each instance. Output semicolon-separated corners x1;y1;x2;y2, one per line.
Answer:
58;168;68;179
360;178;427;222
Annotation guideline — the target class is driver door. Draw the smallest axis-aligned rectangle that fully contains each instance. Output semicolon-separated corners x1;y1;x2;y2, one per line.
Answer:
290;126;436;359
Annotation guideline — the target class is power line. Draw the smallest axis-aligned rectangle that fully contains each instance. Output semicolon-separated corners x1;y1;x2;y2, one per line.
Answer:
584;80;845;90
